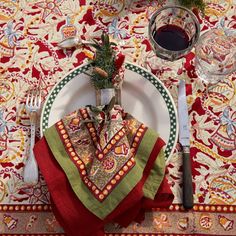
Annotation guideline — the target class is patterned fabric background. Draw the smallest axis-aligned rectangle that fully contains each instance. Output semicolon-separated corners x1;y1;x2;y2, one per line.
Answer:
0;0;235;235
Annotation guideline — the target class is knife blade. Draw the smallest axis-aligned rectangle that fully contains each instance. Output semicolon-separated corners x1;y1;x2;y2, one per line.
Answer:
178;79;193;209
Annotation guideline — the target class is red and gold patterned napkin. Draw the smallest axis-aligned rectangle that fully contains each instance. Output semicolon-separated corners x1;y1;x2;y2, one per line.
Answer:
34;105;173;236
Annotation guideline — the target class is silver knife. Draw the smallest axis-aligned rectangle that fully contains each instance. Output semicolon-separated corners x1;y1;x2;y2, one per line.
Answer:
178;79;193;209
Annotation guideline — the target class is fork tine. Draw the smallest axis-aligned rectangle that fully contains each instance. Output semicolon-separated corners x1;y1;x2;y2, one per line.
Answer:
32;94;35;107
37;91;42;107
26;92;30;106
33;90;37;107
29;91;33;106
25;89;42;112
35;90;39;107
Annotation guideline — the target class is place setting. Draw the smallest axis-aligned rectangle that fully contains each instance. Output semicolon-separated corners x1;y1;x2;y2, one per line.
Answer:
32;29;177;235
24;5;200;235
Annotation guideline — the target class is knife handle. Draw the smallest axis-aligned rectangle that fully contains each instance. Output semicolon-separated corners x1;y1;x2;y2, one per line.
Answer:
182;146;194;209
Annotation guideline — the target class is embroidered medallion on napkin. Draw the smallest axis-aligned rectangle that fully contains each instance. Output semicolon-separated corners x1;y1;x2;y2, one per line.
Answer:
34;104;174;236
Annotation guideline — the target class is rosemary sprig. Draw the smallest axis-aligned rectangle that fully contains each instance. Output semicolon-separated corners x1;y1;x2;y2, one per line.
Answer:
89;33;118;89
178;0;205;13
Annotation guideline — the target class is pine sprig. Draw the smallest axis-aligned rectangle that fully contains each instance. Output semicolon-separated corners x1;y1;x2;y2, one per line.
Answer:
178;0;205;13
89;33;118;89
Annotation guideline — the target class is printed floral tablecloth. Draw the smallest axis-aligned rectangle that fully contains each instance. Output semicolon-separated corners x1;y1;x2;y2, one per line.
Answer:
0;0;236;235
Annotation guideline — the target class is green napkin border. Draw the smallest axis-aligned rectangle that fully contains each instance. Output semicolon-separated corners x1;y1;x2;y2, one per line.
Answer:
45;125;165;219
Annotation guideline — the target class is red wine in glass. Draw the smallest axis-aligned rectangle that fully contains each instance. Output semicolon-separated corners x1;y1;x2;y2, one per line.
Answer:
153;24;190;51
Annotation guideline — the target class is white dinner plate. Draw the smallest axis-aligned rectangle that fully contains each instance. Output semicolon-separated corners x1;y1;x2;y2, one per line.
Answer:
40;62;178;161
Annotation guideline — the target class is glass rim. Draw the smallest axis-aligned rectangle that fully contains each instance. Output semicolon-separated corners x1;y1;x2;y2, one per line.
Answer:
148;5;200;55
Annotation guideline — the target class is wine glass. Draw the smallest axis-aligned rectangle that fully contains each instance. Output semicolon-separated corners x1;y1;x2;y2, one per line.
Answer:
195;28;236;84
148;5;200;61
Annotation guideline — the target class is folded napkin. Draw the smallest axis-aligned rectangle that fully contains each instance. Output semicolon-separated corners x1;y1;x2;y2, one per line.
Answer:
34;105;173;236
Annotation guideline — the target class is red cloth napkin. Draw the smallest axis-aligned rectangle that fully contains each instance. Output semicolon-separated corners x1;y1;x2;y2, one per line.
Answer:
34;106;174;235
34;136;173;236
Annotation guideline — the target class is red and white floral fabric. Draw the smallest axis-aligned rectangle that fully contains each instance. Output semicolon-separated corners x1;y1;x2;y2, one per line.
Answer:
0;0;236;235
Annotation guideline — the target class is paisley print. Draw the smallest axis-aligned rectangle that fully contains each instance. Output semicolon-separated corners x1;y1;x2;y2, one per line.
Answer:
209;176;236;205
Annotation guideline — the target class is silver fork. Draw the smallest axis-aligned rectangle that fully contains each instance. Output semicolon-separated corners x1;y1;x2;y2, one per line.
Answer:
24;89;41;185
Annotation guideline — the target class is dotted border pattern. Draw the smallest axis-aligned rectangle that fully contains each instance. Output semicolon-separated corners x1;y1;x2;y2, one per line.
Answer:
41;62;178;160
1;204;235;213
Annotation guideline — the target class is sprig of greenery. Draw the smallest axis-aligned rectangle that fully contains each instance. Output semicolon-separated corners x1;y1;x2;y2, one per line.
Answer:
89;33;118;89
178;0;205;13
